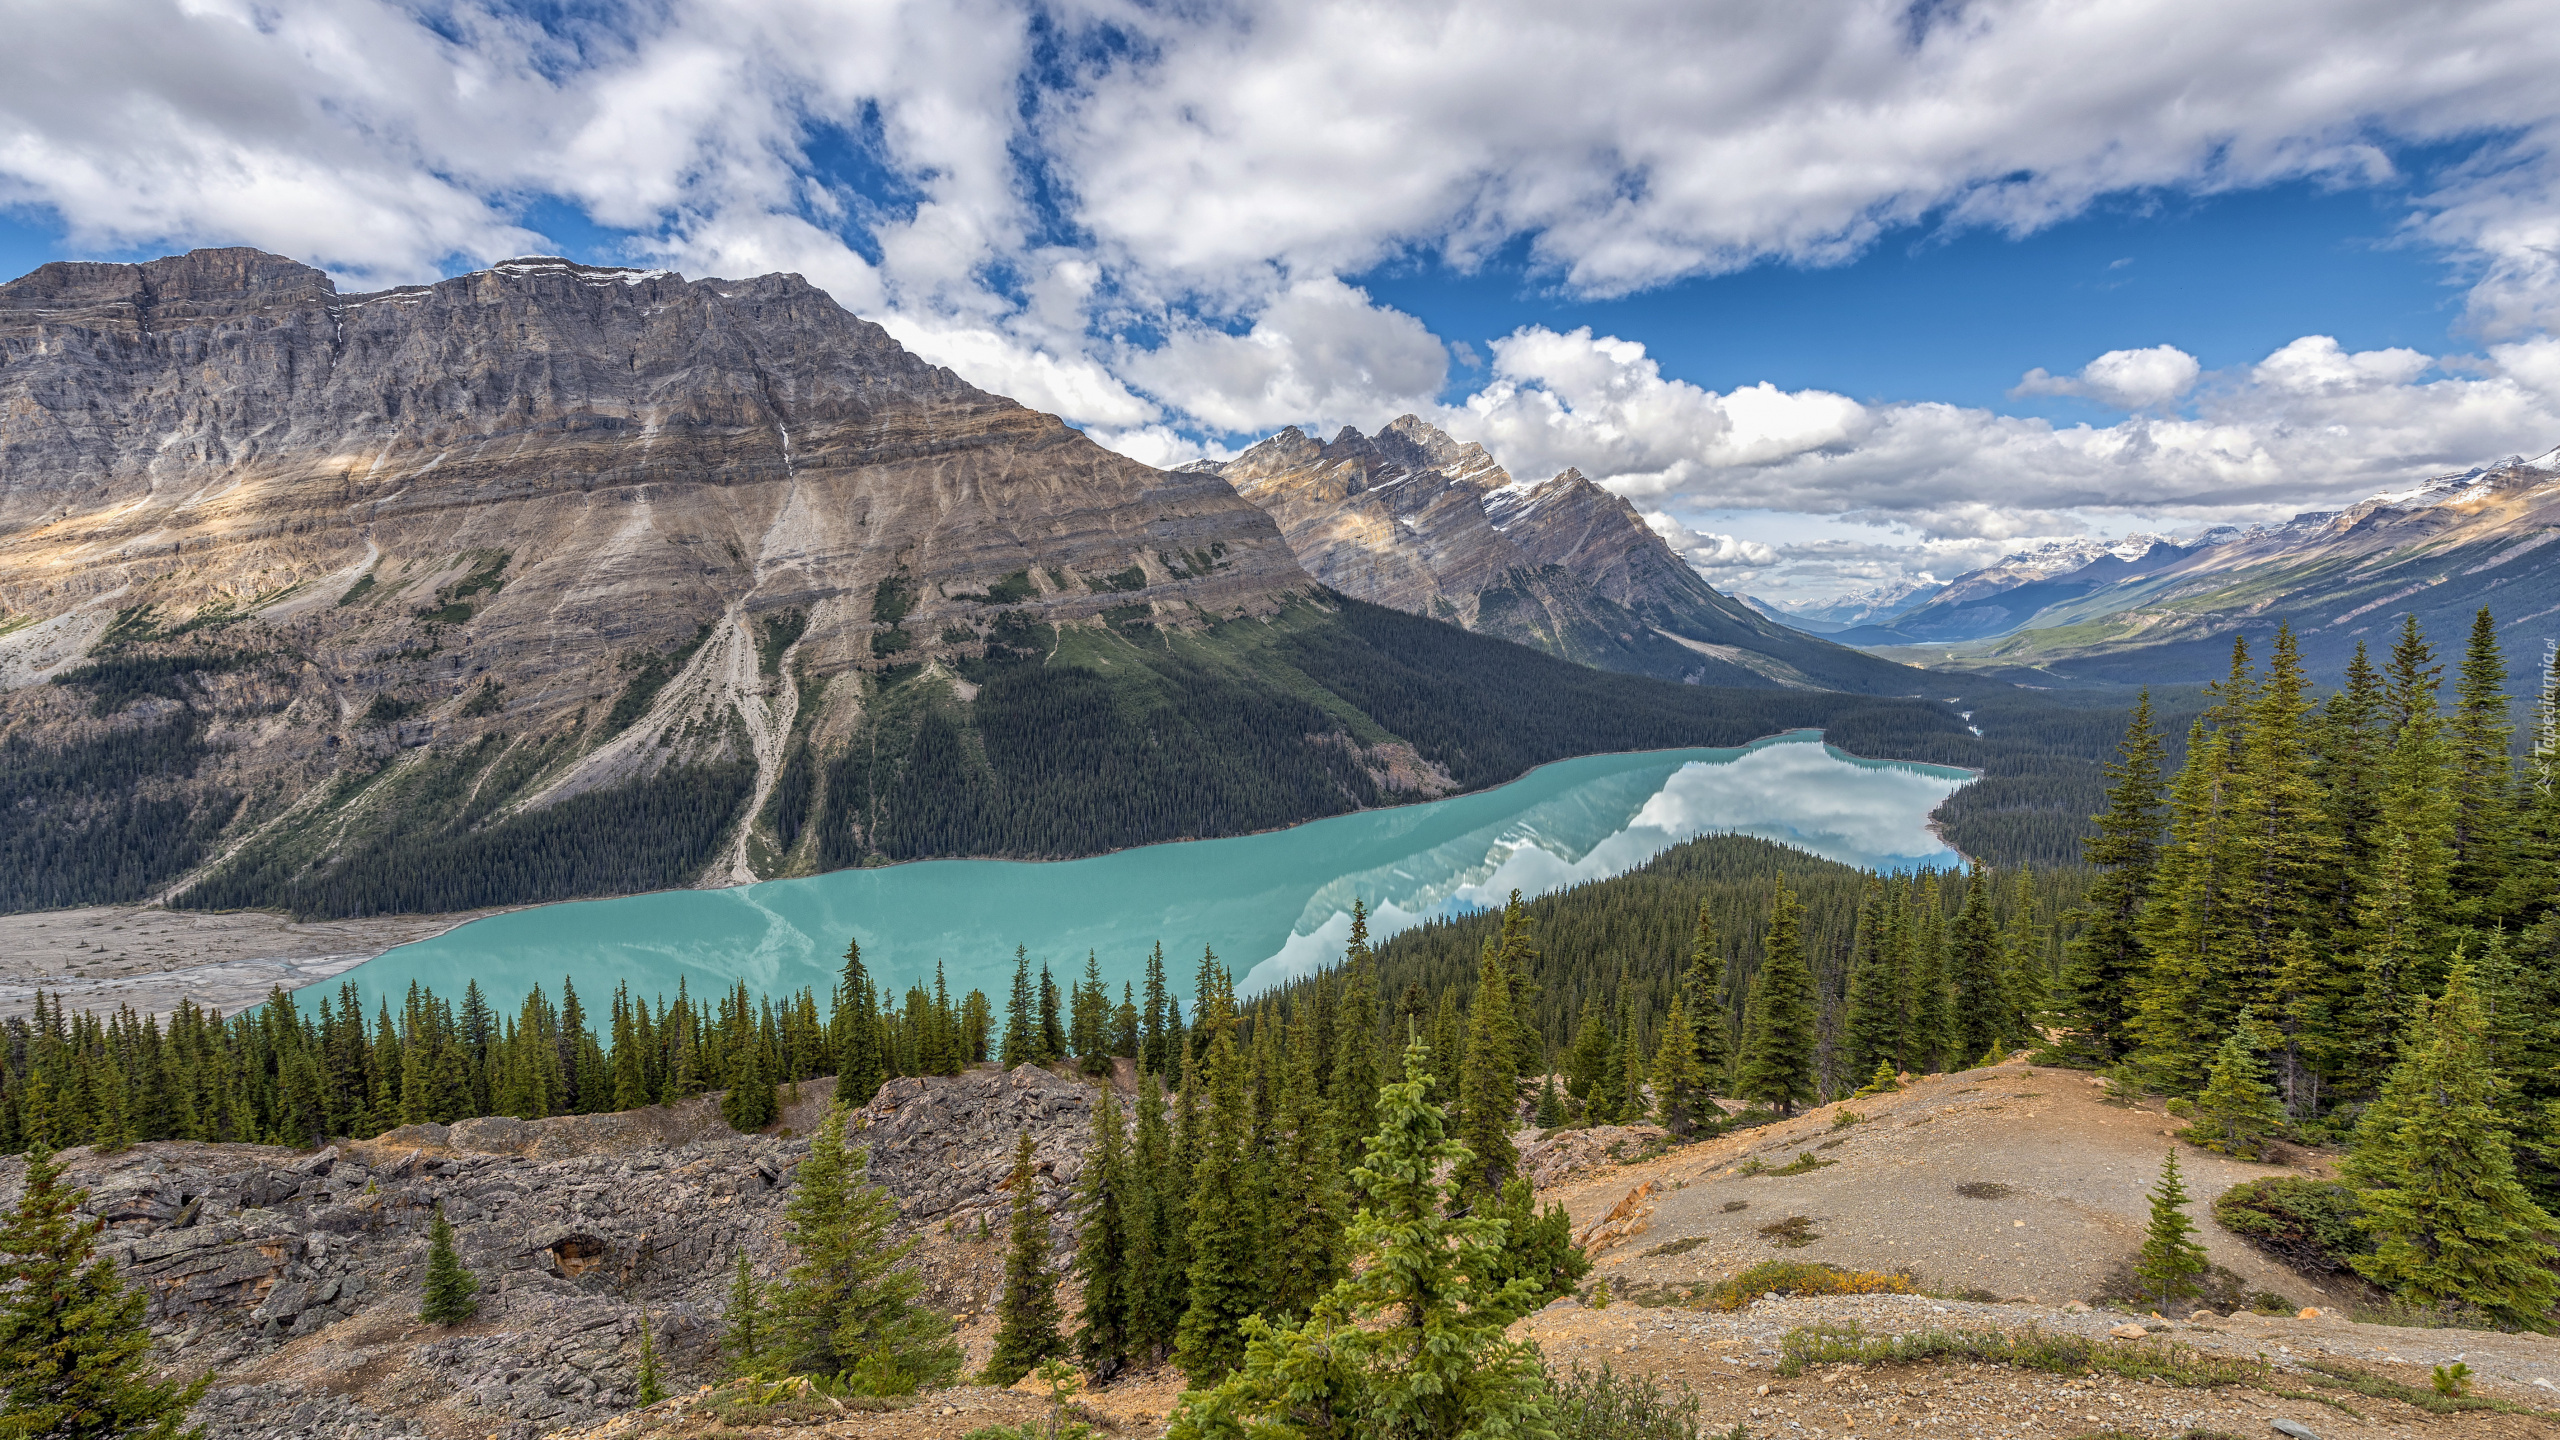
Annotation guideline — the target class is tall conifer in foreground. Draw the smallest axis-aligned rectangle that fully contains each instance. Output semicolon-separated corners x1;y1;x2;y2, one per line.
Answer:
1737;878;1820;1113
769;1101;960;1390
1165;1042;1554;1440
986;1131;1065;1386
1679;898;1735;1086
2345;966;2559;1330
1841;877;1899;1080
723;1246;765;1373
1649;995;1711;1138
1947;865;2007;1064
1455;938;1520;1196
1175;1022;1264;1382
0;1146;208;1440
1071;1088;1133;1381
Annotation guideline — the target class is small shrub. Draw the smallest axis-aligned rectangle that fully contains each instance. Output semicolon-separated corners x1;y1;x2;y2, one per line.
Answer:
1740;1152;1833;1178
1642;1236;1708;1259
2211;1177;2369;1277
1955;1181;2013;1200
2433;1361;2473;1397
1831;1109;1865;1130
1758;1216;1820;1248
1702;1261;1916;1311
1551;1362;1725;1440
1775;1321;2268;1387
1720;1200;1748;1213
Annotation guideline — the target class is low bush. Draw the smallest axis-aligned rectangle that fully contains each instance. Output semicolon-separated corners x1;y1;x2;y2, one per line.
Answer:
1551;1362;1742;1440
1702;1261;1916;1311
2210;1177;2369;1277
1775;1322;2268;1387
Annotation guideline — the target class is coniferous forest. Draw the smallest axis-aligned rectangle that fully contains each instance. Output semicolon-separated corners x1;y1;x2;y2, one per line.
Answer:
8;604;2560;1350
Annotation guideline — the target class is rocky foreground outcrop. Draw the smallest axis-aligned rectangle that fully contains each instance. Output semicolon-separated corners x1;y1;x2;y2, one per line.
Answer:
0;1064;1107;1440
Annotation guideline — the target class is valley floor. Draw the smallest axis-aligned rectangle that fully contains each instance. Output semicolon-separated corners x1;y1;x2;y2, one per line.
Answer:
0;903;497;1018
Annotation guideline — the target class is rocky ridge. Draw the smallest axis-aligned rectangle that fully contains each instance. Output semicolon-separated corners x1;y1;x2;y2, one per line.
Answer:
1200;416;1919;692
0;1063;1109;1440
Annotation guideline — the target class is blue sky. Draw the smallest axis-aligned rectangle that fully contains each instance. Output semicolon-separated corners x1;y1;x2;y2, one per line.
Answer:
4;0;2556;602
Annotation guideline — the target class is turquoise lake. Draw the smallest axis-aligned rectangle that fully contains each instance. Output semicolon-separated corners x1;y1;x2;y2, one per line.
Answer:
323;731;1972;1017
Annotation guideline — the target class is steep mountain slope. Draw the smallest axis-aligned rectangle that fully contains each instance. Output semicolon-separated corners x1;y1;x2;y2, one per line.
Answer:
1201;417;1923;693
1906;448;2560;682
0;249;1965;919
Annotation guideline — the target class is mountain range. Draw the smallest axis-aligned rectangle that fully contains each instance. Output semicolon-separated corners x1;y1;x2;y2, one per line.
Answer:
1807;450;2560;681
1191;417;1920;693
0;248;1957;920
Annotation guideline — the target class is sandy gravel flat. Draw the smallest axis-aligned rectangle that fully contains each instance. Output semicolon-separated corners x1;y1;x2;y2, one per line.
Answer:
0;904;497;1018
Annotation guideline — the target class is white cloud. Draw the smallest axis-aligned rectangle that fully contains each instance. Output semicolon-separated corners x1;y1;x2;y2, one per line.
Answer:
1112;277;1449;437
2014;344;2203;409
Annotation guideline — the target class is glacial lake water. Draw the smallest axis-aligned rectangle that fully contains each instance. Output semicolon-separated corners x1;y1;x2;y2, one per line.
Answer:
320;731;1972;1019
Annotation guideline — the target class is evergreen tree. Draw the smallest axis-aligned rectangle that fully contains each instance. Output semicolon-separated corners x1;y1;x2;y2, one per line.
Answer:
1648;995;1712;1138
1532;1074;1565;1128
2135;1149;2211;1303
1455;938;1520;1196
1269;1004;1350;1322
1125;1071;1186;1361
769;1102;961;1390
635;1310;666;1405
1072;1086;1133;1381
420;1203;481;1325
2133;722;2236;1093
720;1035;778;1133
1607;995;1649;1124
1563;1002;1611;1105
2344;965;2560;1330
1677;898;1734;1087
2449;607;2516;919
1852;1059;1901;1098
1164;1042;1554;1440
1174;1023;1265;1383
2188;1017;2288;1160
1841;877;1898;1081
1038;964;1066;1063
1905;875;1950;1073
836;941;885;1106
724;1246;765;1373
1000;947;1035;1068
1141;941;1173;1077
1737;879;1820;1113
986;1130;1065;1386
1946;865;2008;1064
1329;905;1383;1181
0;1146;208;1440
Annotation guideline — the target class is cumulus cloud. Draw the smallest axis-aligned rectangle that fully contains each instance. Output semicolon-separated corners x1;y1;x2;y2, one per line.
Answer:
7;0;2560;605
2014;345;2203;409
1641;513;1779;577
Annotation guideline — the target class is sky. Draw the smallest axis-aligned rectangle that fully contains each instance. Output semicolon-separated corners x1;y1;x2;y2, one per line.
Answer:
4;0;2559;606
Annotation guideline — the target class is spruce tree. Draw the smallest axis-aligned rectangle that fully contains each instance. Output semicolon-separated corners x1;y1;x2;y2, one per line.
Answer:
723;1246;764;1373
836;941;885;1106
635;1310;666;1405
769;1101;960;1389
1947;865;2008;1065
1165;1042;1554;1440
420;1202;481;1325
1649;995;1712;1138
1679;898;1735;1086
1563;1002;1611;1105
2344;965;2560;1329
2135;1149;2211;1303
2449;607;2516;918
1125;1071;1186;1360
1737;879;1821;1114
986;1131;1065;1386
1853;1059;1900;1098
1174;1024;1265;1382
0;1147;208;1440
1608;998;1649;1123
1329;907;1383;1181
1905;875;1950;1073
2188;1018;2288;1160
1841;878;1899;1080
1000;947;1035;1068
2132;722;2236;1094
1269;1005;1349;1322
720;1036;778;1133
1072;1086;1133;1381
1532;1073;1565;1128
1455;939;1520;1195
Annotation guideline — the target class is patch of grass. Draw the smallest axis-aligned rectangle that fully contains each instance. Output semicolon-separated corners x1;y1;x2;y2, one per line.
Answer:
1096;564;1147;592
1775;1322;2269;1388
1741;1151;1834;1178
1704;1261;1914;1311
337;573;377;606
1955;1181;2014;1200
1643;1236;1709;1259
1758;1216;1820;1248
1720;1200;1748;1214
2344;1297;2508;1331
2293;1358;2555;1417
1550;1362;1734;1440
754;608;807;675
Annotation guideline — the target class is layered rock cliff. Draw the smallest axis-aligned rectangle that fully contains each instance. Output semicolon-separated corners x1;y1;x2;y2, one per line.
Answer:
1202;417;1918;693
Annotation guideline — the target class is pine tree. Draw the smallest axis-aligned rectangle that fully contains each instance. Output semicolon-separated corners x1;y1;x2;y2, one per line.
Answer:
1329;906;1383;1180
723;1246;765;1373
836;941;885;1107
1532;1073;1565;1128
0;1146;208;1439
2449;607;2516;919
1563;1002;1611;1105
1853;1059;1900;1098
985;1130;1065;1386
1841;878;1899;1080
1649;995;1712;1138
635;1309;666;1405
1268;1005;1349;1322
2135;1149;2211;1303
1164;1042;1554;1440
2344;965;2560;1329
1455;938;1519;1196
720;1034;778;1133
769;1101;960;1389
1071;1086;1133;1382
1675;898;1734;1088
1174;1024;1264;1382
1737;879;1820;1113
1125;1071;1186;1361
420;1202;480;1325
2188;1018;2288;1160
1608;997;1649;1124
1905;875;1950;1073
2133;722;2236;1094
1000;947;1035;1068
1947;865;2008;1064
